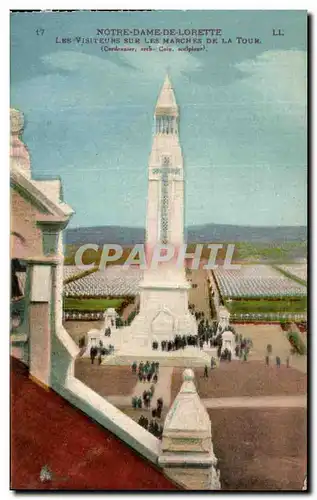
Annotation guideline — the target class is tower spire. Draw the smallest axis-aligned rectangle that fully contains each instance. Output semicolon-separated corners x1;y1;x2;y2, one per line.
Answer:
155;74;178;116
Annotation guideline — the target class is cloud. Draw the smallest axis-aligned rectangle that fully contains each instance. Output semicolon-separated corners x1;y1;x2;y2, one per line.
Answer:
235;50;307;124
12;49;204;112
41;51;120;74
41;47;203;79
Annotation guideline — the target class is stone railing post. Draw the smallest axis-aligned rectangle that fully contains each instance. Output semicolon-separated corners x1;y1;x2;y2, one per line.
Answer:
158;369;221;490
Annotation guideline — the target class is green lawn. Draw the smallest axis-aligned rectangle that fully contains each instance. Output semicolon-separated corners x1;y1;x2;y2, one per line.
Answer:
225;297;307;315
63;298;124;311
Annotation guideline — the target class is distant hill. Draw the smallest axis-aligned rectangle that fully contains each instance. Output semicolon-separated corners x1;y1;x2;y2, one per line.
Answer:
65;224;307;246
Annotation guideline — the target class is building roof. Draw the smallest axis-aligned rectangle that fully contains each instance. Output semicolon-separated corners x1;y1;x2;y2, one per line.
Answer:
11;166;73;220
10;357;179;490
10;108;73;220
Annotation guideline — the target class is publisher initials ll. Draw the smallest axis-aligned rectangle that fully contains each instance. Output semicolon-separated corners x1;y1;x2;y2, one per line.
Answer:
273;28;284;36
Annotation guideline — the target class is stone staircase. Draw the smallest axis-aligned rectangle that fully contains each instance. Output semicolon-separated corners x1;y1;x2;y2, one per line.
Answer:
103;346;212;367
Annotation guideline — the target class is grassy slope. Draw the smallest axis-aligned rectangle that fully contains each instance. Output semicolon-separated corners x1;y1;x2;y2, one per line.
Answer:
225;297;307;315
63;298;124;311
233;241;307;263
63;266;99;285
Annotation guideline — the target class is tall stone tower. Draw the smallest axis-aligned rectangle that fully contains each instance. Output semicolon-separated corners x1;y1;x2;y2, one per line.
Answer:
120;75;198;354
146;74;184;261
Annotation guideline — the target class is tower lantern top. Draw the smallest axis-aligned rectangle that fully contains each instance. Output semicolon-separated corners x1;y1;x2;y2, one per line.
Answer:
155;74;178;116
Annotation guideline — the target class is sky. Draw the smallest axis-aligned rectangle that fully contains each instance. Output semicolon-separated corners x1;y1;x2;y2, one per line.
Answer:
10;10;307;228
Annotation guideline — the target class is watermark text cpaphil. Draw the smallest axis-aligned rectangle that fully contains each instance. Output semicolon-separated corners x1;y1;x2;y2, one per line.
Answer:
74;243;241;271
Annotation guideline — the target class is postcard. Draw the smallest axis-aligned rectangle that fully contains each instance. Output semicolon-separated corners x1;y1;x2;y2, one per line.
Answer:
10;10;307;491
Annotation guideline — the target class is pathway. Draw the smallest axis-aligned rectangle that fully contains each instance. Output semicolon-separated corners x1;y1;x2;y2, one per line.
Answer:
122;296;140;321
235;323;307;374
188;269;211;319
131;367;173;406
107;367;173;409
202;394;307;409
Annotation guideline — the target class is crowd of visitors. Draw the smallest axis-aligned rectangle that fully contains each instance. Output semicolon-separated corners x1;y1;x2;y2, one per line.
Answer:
133;396;164;420
152;334;200;352
90;341;114;364
131;385;157;409
150;307;240;354
138;415;164;439
265;352;290;368
131;361;159;383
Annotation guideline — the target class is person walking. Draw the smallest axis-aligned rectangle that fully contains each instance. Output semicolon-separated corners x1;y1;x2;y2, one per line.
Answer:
204;365;208;378
265;355;270;366
146;393;151;409
156;398;163;418
98;352;102;365
142;390;147;403
90;346;97;365
154;421;159;437
276;356;281;368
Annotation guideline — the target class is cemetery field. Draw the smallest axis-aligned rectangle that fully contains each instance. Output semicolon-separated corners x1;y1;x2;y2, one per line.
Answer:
275;264;307;286
213;265;307;299
64;266;142;297
171;361;307;400
209;407;307;490
63;297;124;311
74;359;136;397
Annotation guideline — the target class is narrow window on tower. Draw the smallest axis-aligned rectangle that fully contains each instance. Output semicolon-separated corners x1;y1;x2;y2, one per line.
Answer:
160;155;171;244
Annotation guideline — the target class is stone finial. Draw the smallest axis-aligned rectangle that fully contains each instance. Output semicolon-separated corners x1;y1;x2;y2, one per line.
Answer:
10;108;31;177
10;108;24;134
158;369;221;490
183;368;194;381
